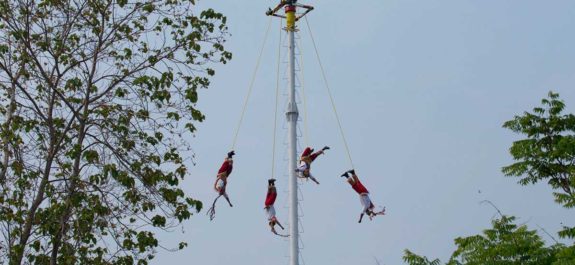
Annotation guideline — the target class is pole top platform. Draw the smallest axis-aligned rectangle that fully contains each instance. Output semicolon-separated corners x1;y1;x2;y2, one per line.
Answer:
265;0;314;26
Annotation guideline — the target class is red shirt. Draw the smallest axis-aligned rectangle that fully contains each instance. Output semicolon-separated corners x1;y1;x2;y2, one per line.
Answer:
217;159;233;176
265;187;277;207
351;179;369;194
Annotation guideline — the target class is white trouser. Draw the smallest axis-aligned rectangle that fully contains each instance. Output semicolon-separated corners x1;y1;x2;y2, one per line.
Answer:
216;179;225;189
265;205;276;221
216;179;227;196
297;162;313;177
297;161;309;172
360;194;372;214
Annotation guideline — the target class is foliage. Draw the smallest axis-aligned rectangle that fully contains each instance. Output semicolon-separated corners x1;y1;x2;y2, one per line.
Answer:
404;216;561;265
403;250;442;265
404;92;575;265
502;91;575;239
553;245;575;265
0;0;231;264
449;216;558;265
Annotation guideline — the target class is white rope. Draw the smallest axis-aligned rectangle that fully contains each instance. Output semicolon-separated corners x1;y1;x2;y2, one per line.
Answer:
272;19;283;178
297;34;310;147
304;16;355;169
231;17;274;150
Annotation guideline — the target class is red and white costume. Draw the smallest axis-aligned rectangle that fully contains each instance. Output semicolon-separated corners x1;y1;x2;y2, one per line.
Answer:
206;154;235;220
349;176;375;214
214;158;233;194
297;147;323;178
265;186;277;222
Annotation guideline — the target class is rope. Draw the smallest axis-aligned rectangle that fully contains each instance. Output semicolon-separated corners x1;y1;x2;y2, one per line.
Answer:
298;34;310;147
303;16;355;169
231;17;273;150
271;19;282;178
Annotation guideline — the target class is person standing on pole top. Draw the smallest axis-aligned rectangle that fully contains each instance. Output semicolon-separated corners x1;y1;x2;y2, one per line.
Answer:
296;146;329;184
341;169;386;223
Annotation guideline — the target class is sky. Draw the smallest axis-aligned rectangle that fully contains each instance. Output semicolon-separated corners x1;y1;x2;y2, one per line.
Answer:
153;1;575;264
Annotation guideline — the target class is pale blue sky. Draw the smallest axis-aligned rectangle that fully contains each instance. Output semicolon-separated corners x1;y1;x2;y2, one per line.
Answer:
154;1;575;264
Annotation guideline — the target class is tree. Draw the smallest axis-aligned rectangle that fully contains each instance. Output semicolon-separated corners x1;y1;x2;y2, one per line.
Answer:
403;92;575;264
0;0;231;264
404;216;559;265
403;250;441;265
449;216;558;265
502;91;575;239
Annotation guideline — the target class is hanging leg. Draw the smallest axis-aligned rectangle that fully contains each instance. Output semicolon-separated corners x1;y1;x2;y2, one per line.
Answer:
359;194;372;222
367;202;375;220
300;169;319;184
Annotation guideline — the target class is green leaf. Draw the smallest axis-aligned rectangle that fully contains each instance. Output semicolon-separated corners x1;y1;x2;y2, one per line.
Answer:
83;150;100;163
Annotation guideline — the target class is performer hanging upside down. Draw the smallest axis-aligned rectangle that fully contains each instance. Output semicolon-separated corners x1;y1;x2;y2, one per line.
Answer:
341;169;385;223
295;146;329;184
207;151;235;220
264;178;287;237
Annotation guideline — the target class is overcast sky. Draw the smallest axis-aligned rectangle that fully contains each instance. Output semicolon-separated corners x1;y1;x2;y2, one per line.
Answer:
153;1;575;264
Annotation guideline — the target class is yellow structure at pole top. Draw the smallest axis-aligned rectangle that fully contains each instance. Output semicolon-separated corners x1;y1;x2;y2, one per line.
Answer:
285;5;296;30
266;0;314;32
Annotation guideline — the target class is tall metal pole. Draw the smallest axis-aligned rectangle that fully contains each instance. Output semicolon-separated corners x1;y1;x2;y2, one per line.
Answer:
267;2;313;264
285;3;299;265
